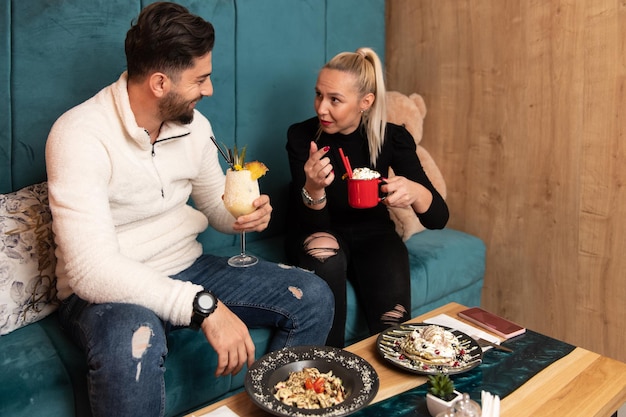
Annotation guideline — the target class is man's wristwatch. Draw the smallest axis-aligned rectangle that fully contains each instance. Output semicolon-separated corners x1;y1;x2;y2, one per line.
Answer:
190;290;218;330
301;187;327;206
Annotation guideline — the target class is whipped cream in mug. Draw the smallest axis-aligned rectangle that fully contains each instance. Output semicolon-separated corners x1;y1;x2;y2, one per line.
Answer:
351;167;381;180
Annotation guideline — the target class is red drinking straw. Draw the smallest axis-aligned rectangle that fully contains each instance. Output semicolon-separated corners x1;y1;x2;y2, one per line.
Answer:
338;148;353;178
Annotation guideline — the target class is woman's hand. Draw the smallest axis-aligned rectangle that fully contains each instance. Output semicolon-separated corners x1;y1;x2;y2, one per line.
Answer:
304;141;335;193
382;175;433;213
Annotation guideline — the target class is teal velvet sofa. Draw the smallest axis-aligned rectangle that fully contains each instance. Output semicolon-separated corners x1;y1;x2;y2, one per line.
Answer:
0;1;486;416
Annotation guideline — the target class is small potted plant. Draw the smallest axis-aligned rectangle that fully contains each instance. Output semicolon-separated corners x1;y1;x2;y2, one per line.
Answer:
425;373;463;417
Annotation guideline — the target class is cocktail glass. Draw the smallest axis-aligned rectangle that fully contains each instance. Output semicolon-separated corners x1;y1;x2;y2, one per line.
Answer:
223;169;260;267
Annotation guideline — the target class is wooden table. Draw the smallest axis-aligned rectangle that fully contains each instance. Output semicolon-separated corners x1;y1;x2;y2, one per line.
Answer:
186;302;626;417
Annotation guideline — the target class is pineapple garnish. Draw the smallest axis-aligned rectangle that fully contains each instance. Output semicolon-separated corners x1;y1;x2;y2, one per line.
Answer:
244;161;269;180
227;144;268;179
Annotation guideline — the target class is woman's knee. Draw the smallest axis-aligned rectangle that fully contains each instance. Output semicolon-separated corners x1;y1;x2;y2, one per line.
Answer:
303;232;340;262
380;303;410;327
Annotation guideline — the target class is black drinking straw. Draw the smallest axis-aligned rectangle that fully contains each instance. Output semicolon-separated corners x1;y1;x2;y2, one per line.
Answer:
210;136;234;169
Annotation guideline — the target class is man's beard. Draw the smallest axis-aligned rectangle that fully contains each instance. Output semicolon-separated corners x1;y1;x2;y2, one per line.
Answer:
159;91;199;125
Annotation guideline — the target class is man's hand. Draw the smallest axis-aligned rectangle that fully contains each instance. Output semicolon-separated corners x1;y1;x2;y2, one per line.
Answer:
200;302;255;377
231;194;272;232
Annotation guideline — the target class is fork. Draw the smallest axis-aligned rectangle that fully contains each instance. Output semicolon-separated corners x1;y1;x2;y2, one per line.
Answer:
473;336;513;352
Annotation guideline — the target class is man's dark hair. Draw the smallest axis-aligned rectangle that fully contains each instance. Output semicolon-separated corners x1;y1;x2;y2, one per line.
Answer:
125;2;215;81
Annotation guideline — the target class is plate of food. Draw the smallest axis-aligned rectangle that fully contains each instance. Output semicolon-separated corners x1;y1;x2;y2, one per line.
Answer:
377;323;482;375
245;345;379;417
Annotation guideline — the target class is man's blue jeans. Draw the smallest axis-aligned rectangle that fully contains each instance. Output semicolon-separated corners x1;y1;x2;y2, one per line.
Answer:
58;254;334;417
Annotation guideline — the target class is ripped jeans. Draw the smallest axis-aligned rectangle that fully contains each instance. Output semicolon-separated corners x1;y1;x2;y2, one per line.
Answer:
57;254;334;417
286;223;411;348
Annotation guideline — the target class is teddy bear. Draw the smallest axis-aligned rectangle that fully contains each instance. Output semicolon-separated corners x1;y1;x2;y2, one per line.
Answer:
385;91;447;241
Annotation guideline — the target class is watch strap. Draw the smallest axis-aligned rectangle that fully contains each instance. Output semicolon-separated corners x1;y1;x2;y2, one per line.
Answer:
190;309;205;330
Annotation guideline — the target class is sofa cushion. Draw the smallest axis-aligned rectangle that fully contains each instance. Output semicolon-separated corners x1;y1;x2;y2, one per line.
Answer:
0;182;58;335
406;228;486;307
0;318;75;417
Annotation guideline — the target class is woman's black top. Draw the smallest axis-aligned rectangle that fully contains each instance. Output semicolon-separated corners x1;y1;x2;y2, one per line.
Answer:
285;117;449;235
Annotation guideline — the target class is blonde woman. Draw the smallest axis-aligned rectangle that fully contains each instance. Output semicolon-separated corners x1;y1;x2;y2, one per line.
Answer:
285;48;449;347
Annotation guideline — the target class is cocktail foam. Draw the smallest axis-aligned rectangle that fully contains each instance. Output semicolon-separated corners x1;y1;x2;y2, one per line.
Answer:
223;169;260;217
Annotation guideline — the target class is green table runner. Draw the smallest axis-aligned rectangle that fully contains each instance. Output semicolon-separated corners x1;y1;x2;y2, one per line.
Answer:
352;329;576;416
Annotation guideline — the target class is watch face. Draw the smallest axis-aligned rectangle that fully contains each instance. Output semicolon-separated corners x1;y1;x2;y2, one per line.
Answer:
197;293;215;311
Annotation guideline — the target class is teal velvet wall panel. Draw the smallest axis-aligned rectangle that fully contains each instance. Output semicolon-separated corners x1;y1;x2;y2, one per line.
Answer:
10;0;134;191
0;1;12;192
178;0;237;152
234;0;327;239
326;0;386;61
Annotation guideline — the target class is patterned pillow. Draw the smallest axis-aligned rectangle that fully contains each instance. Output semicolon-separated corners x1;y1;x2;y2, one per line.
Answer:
0;182;58;335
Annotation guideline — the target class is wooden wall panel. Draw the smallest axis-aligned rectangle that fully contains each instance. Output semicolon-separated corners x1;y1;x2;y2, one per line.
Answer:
386;0;626;362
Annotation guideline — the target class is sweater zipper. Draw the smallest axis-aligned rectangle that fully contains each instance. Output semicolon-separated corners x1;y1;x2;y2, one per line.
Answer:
149;139;165;199
147;131;190;199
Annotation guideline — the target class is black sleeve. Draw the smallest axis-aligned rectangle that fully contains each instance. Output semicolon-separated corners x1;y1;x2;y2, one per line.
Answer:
385;124;449;230
285;119;332;232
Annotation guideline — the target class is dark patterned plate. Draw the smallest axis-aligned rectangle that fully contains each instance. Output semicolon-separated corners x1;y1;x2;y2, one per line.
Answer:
245;346;379;417
377;323;482;375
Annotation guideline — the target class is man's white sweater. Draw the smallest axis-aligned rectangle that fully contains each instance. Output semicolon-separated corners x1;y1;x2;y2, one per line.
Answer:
46;73;236;326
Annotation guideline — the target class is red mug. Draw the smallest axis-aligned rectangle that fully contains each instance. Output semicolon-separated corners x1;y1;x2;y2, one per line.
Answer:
347;178;386;208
